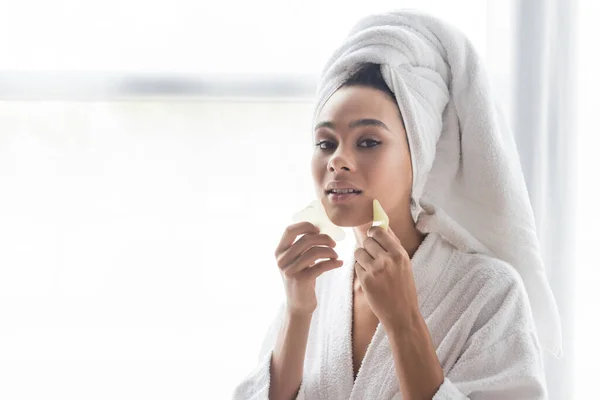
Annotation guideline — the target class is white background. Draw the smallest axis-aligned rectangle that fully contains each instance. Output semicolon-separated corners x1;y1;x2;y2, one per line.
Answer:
0;0;596;398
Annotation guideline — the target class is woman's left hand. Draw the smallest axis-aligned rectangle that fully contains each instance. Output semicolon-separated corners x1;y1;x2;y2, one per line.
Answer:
354;226;421;330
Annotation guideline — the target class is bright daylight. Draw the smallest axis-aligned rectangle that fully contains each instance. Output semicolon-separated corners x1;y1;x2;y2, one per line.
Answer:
0;0;596;399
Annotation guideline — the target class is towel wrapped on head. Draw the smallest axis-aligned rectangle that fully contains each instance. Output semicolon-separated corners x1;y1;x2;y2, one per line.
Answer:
312;10;562;358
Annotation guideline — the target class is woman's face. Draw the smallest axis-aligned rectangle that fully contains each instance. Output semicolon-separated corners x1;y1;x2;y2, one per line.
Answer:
311;85;413;228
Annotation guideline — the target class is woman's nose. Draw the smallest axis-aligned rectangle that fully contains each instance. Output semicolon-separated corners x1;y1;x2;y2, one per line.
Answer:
327;149;353;172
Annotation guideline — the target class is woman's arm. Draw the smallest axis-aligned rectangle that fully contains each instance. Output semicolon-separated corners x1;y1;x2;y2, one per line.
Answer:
405;262;547;400
269;309;312;400
232;303;310;400
385;314;445;400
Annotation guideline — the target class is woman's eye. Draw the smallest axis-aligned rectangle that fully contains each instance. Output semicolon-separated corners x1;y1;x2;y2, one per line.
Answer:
359;139;381;148
315;139;380;150
315;140;334;150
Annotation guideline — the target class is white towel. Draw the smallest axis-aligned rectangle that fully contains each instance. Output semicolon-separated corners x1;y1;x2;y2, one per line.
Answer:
312;10;562;358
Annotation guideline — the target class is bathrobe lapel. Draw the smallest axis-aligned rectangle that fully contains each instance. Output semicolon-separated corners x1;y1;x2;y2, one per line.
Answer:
318;232;448;399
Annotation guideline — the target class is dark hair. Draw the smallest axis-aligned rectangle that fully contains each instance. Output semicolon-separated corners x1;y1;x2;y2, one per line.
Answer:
341;62;396;101
341;62;403;124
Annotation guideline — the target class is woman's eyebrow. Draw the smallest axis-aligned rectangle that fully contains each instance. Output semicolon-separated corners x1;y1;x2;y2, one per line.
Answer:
313;118;390;132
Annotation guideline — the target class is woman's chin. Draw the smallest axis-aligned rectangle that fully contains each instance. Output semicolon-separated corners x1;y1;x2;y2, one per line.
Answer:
327;211;372;228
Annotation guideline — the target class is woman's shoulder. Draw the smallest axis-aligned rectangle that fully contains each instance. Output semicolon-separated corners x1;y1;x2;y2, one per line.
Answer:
448;247;528;297
437;247;538;338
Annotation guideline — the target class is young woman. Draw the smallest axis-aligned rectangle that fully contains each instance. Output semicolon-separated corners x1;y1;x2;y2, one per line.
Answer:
233;10;561;400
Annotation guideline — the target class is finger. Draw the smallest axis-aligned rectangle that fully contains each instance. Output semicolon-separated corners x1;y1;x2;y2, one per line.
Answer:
275;221;320;256
354;247;373;270
367;226;400;254
306;258;344;279
354;259;366;272
363;236;386;259
354;260;366;283
277;233;336;268
283;246;339;276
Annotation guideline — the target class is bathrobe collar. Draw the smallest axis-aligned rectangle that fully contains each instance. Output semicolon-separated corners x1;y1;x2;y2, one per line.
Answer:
320;231;455;399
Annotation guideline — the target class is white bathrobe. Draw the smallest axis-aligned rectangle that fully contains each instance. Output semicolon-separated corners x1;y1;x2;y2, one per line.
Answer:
232;232;547;399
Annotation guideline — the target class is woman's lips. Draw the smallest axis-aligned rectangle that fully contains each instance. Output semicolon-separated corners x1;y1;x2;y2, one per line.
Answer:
327;192;362;203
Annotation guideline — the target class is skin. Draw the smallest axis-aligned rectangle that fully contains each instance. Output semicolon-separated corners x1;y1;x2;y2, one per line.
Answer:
311;85;426;272
310;85;444;399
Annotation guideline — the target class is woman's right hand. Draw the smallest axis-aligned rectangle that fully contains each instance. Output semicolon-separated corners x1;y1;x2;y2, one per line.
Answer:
274;221;344;316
